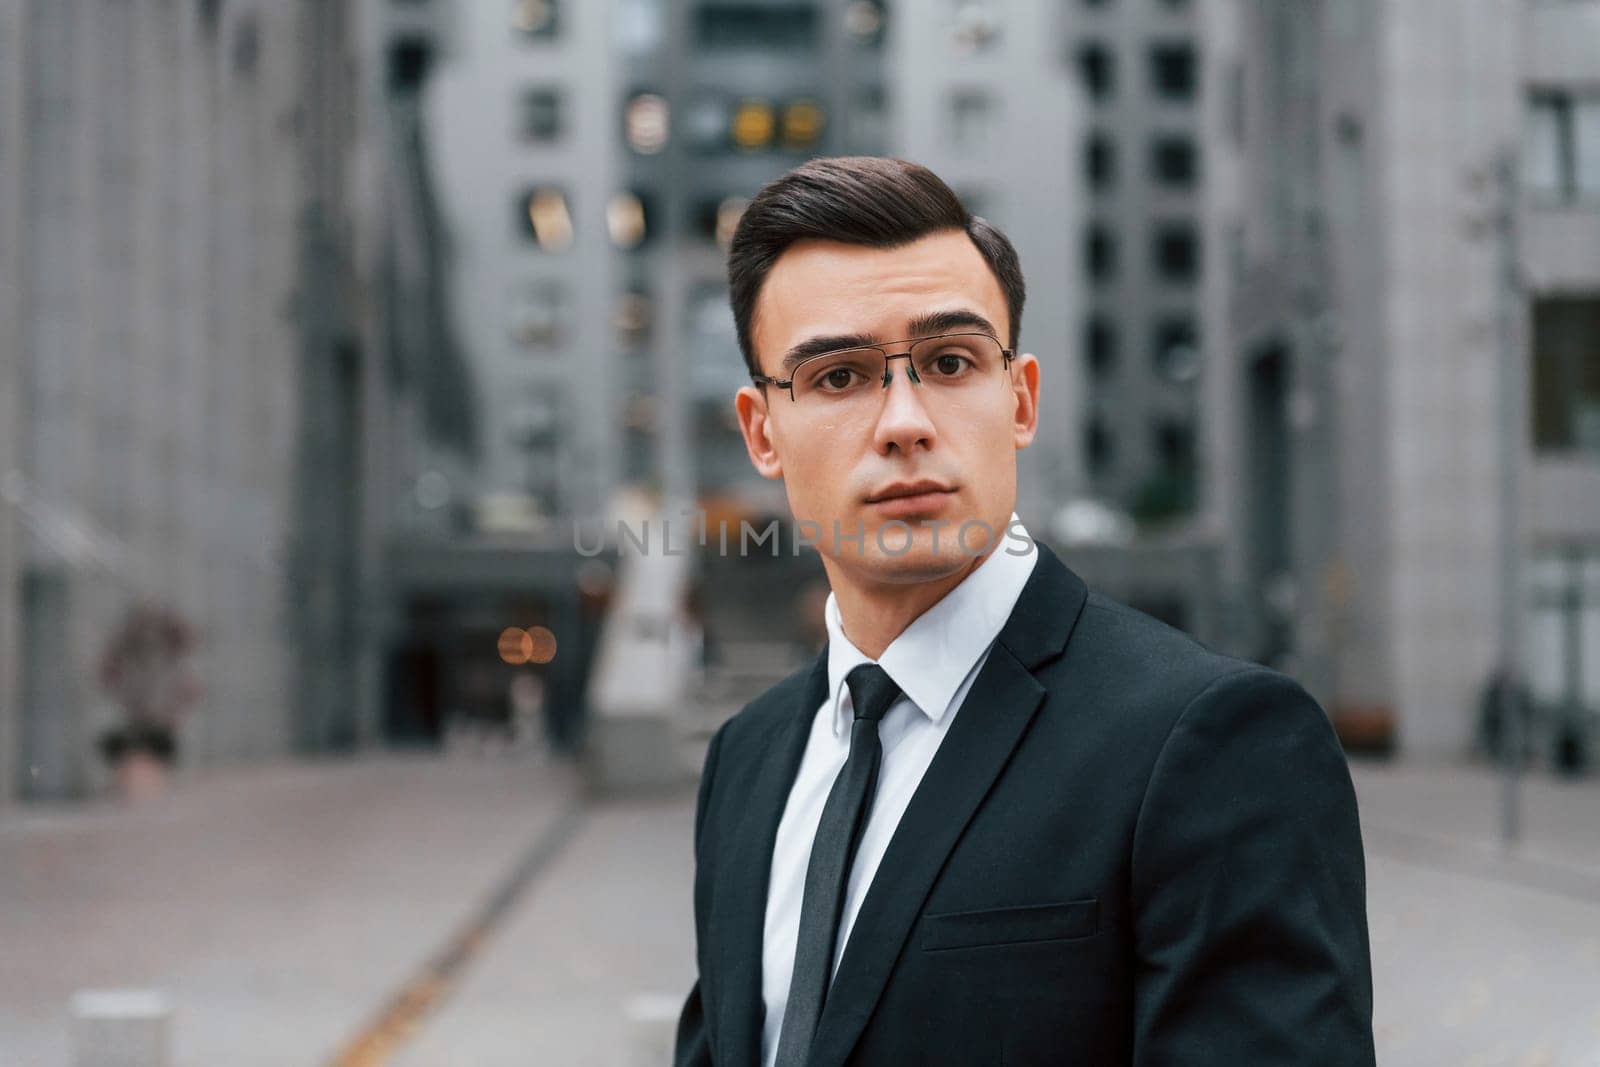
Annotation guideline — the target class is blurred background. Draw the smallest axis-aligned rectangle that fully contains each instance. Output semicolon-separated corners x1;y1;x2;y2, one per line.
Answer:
1;0;1598;1064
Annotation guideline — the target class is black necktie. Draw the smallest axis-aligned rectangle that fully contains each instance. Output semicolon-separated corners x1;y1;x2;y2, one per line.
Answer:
774;663;903;1067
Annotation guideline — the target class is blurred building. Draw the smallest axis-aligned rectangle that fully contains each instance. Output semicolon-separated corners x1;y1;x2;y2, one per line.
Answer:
1068;0;1227;532
0;0;474;801
0;1;22;806
1225;0;1600;758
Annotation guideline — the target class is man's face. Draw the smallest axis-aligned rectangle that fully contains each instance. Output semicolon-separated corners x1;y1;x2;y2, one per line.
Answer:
735;228;1040;586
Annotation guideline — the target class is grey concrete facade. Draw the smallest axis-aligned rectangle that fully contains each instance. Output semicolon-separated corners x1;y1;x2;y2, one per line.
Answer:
1225;0;1600;757
0;0;394;799
428;1;623;524
0;0;23;809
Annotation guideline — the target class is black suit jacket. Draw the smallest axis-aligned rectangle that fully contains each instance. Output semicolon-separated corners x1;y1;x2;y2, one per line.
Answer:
676;543;1375;1066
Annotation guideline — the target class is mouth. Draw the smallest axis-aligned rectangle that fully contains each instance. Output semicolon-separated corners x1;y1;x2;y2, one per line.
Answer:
864;481;958;518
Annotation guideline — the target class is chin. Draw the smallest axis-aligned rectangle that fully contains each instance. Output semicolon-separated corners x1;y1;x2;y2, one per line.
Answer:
846;534;981;585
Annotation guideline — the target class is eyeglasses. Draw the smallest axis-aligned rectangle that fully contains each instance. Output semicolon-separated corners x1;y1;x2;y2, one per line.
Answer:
751;332;1015;413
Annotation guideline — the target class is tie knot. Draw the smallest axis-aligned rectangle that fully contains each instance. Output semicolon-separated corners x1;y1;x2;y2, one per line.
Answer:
845;663;901;724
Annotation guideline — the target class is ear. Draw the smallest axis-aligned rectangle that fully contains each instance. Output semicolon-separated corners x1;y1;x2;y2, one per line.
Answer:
1010;352;1041;450
735;384;784;479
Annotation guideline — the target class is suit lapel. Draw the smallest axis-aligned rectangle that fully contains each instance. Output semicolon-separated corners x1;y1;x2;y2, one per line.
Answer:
716;652;829;1066
805;543;1089;1067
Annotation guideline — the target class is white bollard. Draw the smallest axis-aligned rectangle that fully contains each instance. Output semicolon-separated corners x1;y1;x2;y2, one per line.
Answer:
624;992;683;1067
70;990;171;1067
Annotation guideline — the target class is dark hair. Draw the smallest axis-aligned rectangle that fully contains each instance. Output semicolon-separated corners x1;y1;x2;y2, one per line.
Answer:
727;156;1026;377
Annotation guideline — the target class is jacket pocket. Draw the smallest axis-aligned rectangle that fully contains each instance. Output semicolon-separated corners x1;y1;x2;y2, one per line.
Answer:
920;898;1100;952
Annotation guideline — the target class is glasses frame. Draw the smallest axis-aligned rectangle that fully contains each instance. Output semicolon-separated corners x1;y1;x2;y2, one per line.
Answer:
750;331;1017;402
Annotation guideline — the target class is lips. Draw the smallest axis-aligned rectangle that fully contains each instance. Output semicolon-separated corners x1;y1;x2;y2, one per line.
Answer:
865;480;955;504
864;481;957;519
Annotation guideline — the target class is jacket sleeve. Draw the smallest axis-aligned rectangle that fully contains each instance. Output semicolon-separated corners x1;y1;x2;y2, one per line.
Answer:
674;721;727;1067
1129;668;1376;1065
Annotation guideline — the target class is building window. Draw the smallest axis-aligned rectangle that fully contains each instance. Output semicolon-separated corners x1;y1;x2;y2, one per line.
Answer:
849;85;888;152
950;90;997;153
624;92;671;154
1531;296;1600;454
1150;42;1198;102
1086;131;1116;192
1087;415;1116;479
1086;225;1118;283
606;191;652;250
693;196;749;247
1085;317;1117;381
952;1;1001;54
615;289;653;349
509;281;568;349
1153;417;1195;471
510;0;560;39
1525;91;1600;203
694;4;820;50
388;36;432;93
518;88;563;142
1151;134;1198;187
685;94;731;153
730;97;777;150
1078;42;1116;103
517;186;573;251
844;1;886;47
1152;317;1199;384
1152;221;1199;283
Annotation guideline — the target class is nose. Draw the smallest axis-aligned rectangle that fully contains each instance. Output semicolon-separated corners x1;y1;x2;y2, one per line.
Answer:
871;355;937;456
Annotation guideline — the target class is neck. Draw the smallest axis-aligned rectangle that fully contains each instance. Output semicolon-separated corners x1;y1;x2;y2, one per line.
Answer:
824;551;991;660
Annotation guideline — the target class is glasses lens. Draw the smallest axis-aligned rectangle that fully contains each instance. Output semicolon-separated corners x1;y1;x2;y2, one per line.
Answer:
909;334;1005;385
792;348;884;403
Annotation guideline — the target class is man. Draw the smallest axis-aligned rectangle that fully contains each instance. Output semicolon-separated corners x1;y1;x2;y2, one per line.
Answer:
676;157;1374;1066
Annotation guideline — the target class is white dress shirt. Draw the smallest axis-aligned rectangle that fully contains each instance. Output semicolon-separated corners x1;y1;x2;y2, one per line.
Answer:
759;518;1038;1066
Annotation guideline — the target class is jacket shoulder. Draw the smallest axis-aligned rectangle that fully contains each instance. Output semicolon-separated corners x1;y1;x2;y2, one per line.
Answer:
1057;590;1318;742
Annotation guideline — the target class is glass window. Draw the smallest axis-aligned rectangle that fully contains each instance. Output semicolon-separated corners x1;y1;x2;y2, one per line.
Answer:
952;1;1001;54
518;88;563;142
1153;417;1195;471
517;186;573;251
1085;317;1117;380
509;281;568;349
606;191;652;250
1078;43;1116;102
1522;90;1600;202
694;4;819;49
1151;135;1198;187
1152;317;1199;384
950;90;998;153
1086;225;1118;283
1150;42;1198;101
1152;221;1199;283
388;37;431;93
1086;131;1116;191
844;2;886;47
1086;415;1116;479
1531;297;1600;455
510;0;560;40
1525;93;1570;198
1576;97;1600;200
624;92;670;155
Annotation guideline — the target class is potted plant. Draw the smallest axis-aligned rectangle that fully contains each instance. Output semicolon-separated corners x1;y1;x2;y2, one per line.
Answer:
96;603;202;801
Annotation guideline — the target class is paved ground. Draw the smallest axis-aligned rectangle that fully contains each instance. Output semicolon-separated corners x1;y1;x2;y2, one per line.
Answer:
2;753;1598;1066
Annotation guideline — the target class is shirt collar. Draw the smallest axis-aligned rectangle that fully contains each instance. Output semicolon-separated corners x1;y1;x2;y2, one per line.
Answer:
823;514;1038;739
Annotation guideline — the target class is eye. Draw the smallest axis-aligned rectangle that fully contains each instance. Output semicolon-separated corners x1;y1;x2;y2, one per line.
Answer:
932;353;970;376
821;366;859;391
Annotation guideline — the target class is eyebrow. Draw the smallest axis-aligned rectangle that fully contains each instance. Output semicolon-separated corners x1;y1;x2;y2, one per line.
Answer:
778;308;1002;372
